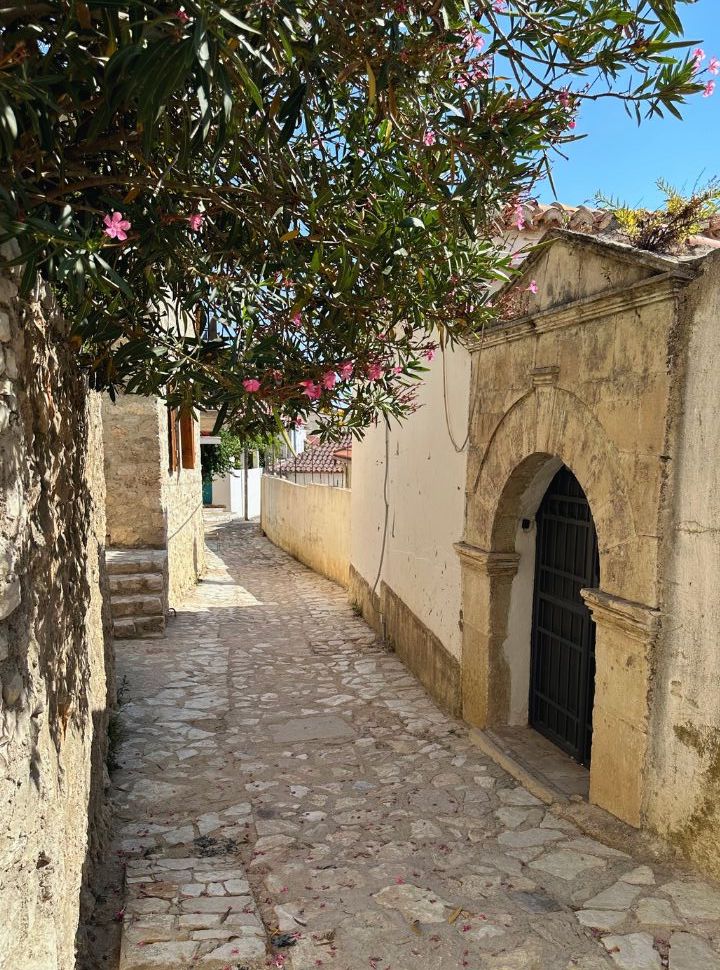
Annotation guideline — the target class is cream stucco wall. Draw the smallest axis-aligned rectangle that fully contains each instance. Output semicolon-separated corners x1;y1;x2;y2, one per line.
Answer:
262;476;350;587
349;227;546;680
350;345;471;662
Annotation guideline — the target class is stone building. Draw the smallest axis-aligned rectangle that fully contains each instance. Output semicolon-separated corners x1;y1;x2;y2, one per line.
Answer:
102;395;205;638
0;264;113;970
351;219;720;877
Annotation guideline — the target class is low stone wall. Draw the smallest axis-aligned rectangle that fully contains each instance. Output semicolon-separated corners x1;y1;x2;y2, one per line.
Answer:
164;468;205;607
261;476;350;587
348;566;462;717
0;265;113;969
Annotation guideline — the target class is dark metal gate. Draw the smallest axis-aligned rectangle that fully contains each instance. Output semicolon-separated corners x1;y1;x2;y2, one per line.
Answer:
530;466;599;766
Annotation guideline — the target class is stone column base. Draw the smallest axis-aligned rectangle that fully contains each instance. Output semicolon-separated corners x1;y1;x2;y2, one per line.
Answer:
582;588;660;827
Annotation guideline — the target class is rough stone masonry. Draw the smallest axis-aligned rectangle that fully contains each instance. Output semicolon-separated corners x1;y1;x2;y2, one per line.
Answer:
0;260;113;970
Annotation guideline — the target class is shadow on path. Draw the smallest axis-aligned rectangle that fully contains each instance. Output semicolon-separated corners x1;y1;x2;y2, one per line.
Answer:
103;516;720;970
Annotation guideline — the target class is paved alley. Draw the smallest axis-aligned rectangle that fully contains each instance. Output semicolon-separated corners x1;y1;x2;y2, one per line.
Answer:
109;517;720;970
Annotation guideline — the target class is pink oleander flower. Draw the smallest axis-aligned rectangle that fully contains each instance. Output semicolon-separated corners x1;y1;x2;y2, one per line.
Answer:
299;380;322;400
295;416;304;427
321;371;337;390
461;29;483;51
422;129;437;147
243;378;261;393
338;361;354;380
694;47;706;64
558;89;571;108
514;205;525;231
103;211;131;241
423;347;436;362
704;80;716;98
493;0;506;9
366;361;383;381
710;57;720;76
290;311;302;327
567;117;577;129
392;365;403;375
188;213;204;231
176;8;190;23
527;279;539;294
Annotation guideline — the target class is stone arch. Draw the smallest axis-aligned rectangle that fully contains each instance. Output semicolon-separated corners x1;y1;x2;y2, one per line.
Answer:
457;383;661;825
465;385;638;600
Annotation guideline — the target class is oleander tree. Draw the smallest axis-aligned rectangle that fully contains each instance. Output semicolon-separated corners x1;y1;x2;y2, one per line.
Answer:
0;0;715;438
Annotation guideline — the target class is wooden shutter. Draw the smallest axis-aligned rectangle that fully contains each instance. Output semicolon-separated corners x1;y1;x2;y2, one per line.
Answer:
179;410;195;469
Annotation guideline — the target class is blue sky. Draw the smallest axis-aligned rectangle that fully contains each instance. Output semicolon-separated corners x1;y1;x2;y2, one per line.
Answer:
537;0;719;208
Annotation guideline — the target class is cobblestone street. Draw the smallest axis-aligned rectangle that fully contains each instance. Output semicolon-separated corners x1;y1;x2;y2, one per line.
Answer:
109;516;720;970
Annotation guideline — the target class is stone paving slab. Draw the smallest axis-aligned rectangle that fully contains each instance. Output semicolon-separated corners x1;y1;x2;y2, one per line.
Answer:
110;515;720;970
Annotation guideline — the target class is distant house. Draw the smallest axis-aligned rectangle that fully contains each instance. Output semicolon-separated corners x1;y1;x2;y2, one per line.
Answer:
198;411;308;517
102;395;205;638
267;434;352;487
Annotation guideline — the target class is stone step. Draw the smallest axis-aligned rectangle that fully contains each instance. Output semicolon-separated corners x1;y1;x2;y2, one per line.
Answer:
113;615;165;639
111;593;164;619
107;549;168;576
109;572;164;595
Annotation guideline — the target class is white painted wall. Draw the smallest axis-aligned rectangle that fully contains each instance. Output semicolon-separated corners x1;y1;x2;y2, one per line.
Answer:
209;467;262;517
350;345;471;660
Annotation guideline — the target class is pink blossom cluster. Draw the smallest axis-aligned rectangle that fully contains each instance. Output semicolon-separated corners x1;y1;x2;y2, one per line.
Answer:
242;360;358;399
455;55;490;90
693;48;718;97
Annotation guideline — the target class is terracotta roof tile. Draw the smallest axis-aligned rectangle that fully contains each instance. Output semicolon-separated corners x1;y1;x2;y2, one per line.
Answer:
274;434;352;475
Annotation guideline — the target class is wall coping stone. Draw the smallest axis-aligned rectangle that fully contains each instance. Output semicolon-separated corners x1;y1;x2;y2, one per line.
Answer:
469;272;687;352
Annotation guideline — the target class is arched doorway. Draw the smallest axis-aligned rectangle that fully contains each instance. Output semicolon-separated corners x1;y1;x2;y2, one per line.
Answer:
530;466;599;766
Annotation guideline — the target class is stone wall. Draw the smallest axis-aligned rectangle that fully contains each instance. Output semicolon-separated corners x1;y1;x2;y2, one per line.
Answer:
261;476;350;587
103;395;205;608
0;266;113;969
647;250;720;876
160;409;205;606
102;395;166;548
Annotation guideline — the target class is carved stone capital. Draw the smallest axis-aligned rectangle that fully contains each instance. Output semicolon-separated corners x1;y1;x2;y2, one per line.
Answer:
454;542;520;577
581;587;660;644
531;365;560;387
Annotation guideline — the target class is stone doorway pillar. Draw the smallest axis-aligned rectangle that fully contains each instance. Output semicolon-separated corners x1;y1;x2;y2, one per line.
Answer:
455;542;519;728
581;588;660;827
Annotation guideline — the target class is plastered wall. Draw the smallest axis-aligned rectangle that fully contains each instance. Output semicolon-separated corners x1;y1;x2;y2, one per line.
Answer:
261;476;350;587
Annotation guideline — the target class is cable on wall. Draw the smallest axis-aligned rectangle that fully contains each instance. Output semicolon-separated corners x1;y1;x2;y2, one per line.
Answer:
440;319;486;454
371;416;391;603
